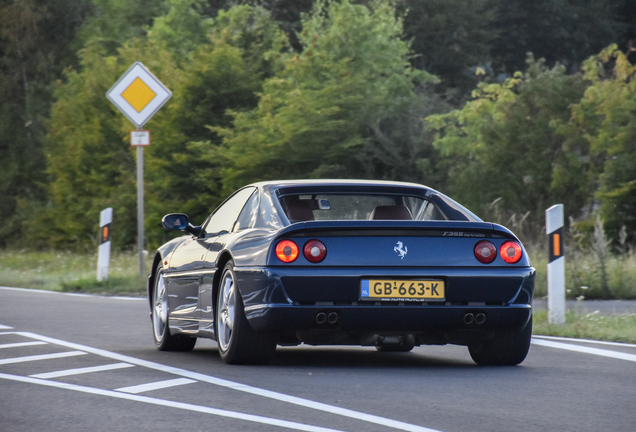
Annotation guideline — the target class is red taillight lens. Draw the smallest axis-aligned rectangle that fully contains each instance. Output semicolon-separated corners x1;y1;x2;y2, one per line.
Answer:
275;240;299;263
474;240;497;264
303;239;327;263
500;241;523;264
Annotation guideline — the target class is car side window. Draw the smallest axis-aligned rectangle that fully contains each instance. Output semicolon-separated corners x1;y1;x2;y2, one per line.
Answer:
203;187;256;236
233;189;259;232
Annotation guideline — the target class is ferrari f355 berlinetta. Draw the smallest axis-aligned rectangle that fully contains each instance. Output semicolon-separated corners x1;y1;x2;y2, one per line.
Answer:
148;180;535;365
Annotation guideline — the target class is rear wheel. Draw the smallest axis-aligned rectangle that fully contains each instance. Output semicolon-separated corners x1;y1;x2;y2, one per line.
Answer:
468;319;532;366
152;268;196;351
216;261;276;365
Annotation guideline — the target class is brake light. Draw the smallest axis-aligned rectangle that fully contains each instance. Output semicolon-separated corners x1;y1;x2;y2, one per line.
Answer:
275;240;299;263
303;239;327;263
500;241;522;264
474;240;497;264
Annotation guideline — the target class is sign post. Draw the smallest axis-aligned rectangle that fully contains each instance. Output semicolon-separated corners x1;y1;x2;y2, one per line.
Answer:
106;62;171;277
546;204;565;324
97;208;113;281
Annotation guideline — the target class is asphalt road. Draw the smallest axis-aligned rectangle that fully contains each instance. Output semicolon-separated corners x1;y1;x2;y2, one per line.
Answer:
1;286;635;432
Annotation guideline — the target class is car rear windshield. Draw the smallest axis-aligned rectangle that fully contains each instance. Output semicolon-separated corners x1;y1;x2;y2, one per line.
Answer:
279;193;449;222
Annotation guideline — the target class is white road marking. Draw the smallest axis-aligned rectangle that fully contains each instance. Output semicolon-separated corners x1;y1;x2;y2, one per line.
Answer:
115;377;196;394
531;338;636;362
0;372;347;432
31;362;134;379
533;334;636;349
0;324;13;329
0;331;442;432
0;350;86;365
0;341;47;349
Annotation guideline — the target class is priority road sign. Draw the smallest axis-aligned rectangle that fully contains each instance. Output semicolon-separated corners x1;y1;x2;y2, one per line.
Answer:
106;62;171;129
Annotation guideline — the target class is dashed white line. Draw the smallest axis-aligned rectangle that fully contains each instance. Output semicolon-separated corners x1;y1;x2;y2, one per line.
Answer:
0;324;13;330
115;377;196;394
531;338;636;362
0;350;87;365
0;331;442;432
31;362;134;379
0;341;47;349
0;372;348;432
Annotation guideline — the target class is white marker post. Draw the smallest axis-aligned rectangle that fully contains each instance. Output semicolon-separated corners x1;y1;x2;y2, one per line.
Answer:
97;208;113;282
106;62;171;277
546;204;565;324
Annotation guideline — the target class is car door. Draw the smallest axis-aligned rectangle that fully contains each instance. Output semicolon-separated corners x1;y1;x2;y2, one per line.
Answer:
196;187;258;335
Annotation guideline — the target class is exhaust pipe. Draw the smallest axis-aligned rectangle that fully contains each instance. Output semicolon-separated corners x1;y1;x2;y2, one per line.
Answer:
475;313;486;325
328;312;339;324
316;312;327;324
462;313;475;325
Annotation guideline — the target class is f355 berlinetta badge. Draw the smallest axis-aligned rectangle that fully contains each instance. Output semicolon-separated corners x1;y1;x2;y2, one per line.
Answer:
394;241;408;259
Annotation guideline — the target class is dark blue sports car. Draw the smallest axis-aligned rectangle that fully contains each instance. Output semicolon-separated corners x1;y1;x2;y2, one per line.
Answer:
148;180;535;365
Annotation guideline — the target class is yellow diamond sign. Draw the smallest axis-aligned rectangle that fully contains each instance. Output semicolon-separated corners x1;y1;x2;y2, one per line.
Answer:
121;78;157;113
106;62;171;129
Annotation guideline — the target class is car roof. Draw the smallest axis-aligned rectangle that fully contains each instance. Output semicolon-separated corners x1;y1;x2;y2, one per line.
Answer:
249;179;431;190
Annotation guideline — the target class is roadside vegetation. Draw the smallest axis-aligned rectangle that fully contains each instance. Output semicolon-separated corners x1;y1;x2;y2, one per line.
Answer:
533;311;636;344
0;249;149;296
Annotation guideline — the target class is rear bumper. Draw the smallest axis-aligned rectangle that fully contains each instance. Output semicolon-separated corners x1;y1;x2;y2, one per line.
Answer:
245;303;532;333
235;265;535;338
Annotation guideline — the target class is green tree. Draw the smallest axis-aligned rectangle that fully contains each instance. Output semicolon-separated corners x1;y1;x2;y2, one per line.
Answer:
570;45;636;243
218;0;437;192
74;0;170;53
490;0;621;74
398;0;497;94
427;57;590;230
0;0;91;247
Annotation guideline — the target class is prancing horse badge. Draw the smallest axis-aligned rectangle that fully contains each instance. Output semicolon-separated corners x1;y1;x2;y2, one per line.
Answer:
394;241;408;259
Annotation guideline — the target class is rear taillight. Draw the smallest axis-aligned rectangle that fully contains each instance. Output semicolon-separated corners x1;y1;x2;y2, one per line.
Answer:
275;240;299;263
500;241;522;264
303;239;327;263
474;240;497;264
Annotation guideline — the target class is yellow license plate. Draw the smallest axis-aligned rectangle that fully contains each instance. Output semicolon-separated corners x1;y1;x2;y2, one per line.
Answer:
360;279;445;301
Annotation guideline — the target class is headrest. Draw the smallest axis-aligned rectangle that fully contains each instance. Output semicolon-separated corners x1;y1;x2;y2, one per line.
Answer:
370;205;412;220
286;200;315;222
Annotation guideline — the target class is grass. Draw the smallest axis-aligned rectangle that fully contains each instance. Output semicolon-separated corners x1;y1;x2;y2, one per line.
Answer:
533;310;636;344
0;249;150;296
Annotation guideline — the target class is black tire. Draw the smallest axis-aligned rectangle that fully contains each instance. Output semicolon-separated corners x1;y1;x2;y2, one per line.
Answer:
151;267;197;352
468;319;532;366
215;261;276;365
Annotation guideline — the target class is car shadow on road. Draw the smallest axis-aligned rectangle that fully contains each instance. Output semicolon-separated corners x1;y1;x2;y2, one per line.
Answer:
189;344;478;369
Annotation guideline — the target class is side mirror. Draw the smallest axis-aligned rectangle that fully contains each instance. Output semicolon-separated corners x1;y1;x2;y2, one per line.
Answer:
162;213;189;230
162;214;202;236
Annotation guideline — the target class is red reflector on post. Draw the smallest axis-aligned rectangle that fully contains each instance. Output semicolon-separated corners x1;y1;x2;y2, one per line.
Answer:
553;233;561;256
